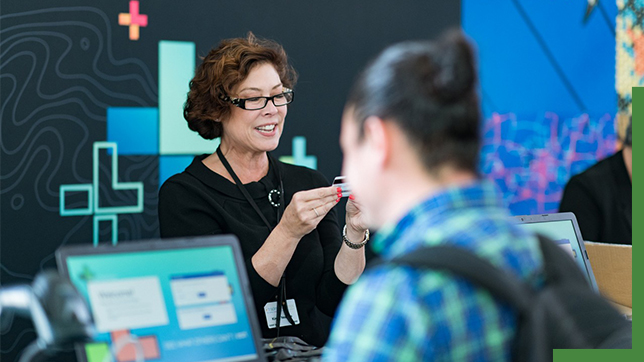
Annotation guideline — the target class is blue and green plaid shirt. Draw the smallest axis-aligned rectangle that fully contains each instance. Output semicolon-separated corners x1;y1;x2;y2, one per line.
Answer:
323;181;543;362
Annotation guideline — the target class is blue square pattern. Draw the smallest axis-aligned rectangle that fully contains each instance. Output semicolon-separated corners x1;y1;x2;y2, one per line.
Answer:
107;107;159;155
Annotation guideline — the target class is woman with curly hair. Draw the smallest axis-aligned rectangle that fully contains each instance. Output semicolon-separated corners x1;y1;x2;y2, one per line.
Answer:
158;33;367;346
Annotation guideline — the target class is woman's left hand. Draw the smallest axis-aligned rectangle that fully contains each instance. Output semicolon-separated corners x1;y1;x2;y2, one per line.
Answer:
335;194;368;284
345;195;368;234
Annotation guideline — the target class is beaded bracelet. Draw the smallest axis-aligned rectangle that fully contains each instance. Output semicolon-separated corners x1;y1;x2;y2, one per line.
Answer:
342;225;369;249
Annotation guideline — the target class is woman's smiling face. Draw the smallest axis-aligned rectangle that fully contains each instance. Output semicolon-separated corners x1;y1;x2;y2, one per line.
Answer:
221;62;288;154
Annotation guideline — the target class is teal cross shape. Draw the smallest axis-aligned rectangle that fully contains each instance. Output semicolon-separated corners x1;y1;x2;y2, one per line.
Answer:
59;142;144;246
279;136;317;169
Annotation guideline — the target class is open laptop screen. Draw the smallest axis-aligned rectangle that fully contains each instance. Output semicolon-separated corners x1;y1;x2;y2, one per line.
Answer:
56;235;265;362
515;213;599;292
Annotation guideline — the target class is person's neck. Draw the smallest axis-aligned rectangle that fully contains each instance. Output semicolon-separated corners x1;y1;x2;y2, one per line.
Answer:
206;142;269;184
623;146;632;182
375;165;477;228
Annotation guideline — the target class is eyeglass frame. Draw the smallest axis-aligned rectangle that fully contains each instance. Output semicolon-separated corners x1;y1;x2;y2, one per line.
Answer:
220;88;294;110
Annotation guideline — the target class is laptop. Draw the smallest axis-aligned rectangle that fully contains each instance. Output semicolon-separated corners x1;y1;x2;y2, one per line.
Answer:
514;212;599;293
56;235;266;362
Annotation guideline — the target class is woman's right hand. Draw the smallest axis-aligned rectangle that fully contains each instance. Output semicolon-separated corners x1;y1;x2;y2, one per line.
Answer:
279;186;341;238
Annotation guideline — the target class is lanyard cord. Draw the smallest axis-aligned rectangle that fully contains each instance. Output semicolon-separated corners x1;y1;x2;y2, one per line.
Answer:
216;147;278;227
215;147;295;335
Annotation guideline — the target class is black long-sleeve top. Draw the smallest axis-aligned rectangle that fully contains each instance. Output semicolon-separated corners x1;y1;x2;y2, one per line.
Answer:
158;154;348;346
559;150;632;244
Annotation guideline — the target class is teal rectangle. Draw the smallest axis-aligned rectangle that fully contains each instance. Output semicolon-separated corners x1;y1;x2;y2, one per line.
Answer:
60;184;93;216
158;41;216;155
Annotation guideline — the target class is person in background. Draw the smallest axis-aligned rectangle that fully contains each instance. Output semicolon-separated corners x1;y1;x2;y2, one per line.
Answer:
323;30;543;361
158;33;367;346
559;117;632;244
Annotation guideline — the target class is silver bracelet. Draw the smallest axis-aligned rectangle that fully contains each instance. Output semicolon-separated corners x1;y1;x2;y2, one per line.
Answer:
342;225;369;249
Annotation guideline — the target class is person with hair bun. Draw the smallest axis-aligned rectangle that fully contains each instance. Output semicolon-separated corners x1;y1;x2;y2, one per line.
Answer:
158;33;367;346
323;30;544;361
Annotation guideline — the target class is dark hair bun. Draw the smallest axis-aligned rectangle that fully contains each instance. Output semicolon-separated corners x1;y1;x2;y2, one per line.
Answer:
432;30;476;104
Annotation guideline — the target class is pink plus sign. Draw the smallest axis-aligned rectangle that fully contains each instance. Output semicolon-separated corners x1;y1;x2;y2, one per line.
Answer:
119;0;148;41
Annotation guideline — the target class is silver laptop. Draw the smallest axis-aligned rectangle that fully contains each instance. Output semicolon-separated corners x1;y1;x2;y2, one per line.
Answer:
515;212;599;292
56;235;266;362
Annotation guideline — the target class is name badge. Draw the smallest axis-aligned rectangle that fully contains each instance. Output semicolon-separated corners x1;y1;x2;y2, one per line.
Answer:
264;299;300;329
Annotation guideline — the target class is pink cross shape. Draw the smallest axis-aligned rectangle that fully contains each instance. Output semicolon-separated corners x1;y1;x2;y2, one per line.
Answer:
119;1;148;41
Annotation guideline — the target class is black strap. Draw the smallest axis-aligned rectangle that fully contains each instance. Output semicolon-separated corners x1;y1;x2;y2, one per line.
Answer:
389;245;533;313
385;241;539;362
216;147;276;229
215;147;295;334
383;235;588;362
382;235;634;360
276;275;296;336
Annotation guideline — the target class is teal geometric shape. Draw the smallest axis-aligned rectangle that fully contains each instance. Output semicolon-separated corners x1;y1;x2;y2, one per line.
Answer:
93;142;144;215
59;141;144;247
279;136;317;169
59;184;93;216
159;40;217;155
93;214;118;247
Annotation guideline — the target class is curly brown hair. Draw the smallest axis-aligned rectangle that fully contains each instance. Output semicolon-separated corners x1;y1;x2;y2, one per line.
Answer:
184;32;297;139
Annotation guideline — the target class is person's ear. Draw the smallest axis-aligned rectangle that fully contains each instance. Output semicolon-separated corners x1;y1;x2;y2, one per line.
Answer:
362;116;390;168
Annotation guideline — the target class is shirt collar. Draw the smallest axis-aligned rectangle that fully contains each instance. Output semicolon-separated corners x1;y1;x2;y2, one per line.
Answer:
186;154;280;200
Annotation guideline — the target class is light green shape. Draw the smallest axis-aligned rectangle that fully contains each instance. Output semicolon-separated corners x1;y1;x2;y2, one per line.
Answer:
93;214;118;247
59;184;93;216
279;136;317;169
84;342;112;362
93;142;144;215
159;40;217;155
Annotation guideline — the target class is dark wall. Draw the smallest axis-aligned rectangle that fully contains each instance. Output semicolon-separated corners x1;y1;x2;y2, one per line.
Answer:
1;1;460;360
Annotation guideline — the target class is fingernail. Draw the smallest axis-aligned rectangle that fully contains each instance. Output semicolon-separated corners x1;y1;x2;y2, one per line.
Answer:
336;197;341;203
349;194;355;200
337;193;342;198
336;187;342;193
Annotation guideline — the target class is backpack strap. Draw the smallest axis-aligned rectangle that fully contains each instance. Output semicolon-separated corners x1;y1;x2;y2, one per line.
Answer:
535;235;588;284
385;238;544;362
534;236;631;350
383;234;632;360
390;244;534;312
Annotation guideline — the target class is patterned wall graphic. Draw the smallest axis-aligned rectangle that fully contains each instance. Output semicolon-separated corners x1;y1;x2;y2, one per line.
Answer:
464;0;620;215
616;0;644;135
1;1;461;360
1;6;160;359
480;112;617;215
1;5;160;249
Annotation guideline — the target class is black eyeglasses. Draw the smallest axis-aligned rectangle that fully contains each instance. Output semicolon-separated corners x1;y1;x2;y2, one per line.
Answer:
221;88;294;110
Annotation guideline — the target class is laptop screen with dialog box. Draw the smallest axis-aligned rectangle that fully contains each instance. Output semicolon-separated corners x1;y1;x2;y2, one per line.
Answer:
56;235;266;362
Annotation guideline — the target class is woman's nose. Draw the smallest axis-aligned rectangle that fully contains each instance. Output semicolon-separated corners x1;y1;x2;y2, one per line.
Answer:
263;99;279;114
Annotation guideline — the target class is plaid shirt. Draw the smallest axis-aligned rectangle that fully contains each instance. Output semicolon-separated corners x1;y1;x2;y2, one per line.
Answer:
323;181;543;362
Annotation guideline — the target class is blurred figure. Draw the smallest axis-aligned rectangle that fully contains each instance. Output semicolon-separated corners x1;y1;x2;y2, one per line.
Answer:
323;30;543;361
559;117;632;244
